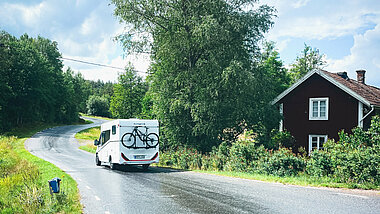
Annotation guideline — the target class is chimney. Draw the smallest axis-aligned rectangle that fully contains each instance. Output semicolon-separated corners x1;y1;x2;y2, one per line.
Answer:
356;70;366;84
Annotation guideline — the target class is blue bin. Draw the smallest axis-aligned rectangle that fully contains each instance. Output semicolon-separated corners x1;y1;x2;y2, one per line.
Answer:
48;177;61;193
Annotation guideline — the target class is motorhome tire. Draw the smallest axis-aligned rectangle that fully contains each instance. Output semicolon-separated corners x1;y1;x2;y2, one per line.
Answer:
95;154;101;166
110;162;117;170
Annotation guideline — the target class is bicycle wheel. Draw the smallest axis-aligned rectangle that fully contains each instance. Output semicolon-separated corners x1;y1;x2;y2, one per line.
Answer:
121;133;135;148
145;133;159;147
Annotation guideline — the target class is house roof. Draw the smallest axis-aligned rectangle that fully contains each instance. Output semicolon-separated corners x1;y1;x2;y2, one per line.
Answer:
272;69;380;107
322;71;380;106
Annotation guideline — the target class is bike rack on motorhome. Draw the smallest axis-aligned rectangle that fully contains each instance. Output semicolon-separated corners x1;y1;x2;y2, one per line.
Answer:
94;119;159;170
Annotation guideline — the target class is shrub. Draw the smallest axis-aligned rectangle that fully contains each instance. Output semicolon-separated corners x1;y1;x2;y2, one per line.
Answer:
159;147;202;170
306;149;333;177
225;140;268;173
317;116;380;185
262;148;306;177
208;142;229;171
269;130;296;150
86;95;110;117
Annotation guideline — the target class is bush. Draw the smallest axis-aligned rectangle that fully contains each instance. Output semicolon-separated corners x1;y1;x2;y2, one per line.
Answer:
86;95;110;117
208;142;229;171
225;140;268;173
312;116;380;185
306;149;333;177
158;116;380;188
159;147;202;170
269;130;295;150
262;148;306;177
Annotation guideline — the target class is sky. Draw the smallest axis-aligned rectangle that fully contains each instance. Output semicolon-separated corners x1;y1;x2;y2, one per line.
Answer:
1;0;379;87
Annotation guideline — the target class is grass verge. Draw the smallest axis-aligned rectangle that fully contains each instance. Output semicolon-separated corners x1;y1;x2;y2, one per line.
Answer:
0;123;82;213
191;170;379;190
154;163;379;190
75;126;100;154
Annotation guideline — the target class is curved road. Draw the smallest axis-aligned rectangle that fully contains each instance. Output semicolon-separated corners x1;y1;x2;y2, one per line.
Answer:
25;118;379;214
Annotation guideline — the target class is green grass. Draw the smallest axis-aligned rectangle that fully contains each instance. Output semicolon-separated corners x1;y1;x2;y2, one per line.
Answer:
75;126;100;141
79;145;97;153
0;123;82;213
75;126;100;154
154;164;379;190
192;170;378;190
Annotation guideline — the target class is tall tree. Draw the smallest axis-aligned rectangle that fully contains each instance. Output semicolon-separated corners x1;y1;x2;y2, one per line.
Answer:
111;0;275;151
109;67;147;119
0;31;83;130
259;41;291;97
289;43;325;82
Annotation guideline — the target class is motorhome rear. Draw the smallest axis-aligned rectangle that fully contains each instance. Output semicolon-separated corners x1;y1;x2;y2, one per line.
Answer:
94;119;159;170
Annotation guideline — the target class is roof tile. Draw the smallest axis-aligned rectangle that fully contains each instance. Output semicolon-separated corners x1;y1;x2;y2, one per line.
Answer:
322;70;380;106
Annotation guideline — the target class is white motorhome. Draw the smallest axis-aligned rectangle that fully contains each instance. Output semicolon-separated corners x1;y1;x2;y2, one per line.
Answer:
94;119;159;170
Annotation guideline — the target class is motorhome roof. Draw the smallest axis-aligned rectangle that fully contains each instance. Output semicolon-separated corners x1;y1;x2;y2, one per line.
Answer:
101;119;159;127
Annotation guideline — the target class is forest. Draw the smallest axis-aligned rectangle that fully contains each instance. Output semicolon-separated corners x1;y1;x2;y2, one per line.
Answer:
0;0;325;153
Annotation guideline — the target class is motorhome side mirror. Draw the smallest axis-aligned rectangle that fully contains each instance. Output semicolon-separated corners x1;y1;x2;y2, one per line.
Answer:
94;140;99;146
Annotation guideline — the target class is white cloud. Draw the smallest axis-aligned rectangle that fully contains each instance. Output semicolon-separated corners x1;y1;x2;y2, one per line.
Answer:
0;0;134;82
276;38;291;53
269;15;367;40
292;0;311;9
263;0;380;41
326;24;380;86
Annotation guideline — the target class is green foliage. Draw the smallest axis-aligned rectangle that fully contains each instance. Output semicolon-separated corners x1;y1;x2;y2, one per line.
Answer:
289;43;326;83
86;95;110;117
208;141;230;171
306;150;334;177
0;31;84;131
110;67;148;119
0;134;81;213
263;148;306;176
267;130;296;150
159;116;380;188
259;41;292;97
112;0;276;152
307;116;380;185
159;147;202;170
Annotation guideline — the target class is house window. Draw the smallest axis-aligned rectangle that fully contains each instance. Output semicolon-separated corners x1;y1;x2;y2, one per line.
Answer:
308;135;327;154
309;98;329;120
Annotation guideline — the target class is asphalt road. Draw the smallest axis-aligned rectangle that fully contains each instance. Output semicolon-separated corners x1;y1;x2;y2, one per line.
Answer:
25;118;380;214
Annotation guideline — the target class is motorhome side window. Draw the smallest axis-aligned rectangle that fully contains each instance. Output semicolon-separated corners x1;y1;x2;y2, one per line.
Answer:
101;130;111;145
112;125;116;135
104;130;110;143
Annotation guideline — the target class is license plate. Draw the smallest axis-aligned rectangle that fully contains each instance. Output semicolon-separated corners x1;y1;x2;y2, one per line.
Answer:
134;155;145;159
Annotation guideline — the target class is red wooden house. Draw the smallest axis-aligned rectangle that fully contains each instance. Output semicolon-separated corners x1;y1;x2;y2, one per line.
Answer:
272;69;380;153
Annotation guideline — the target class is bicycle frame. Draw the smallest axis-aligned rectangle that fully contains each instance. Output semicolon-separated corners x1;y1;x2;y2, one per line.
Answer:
122;126;159;149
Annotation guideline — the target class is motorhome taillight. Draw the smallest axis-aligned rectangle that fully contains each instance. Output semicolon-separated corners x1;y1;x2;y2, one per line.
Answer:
121;153;129;161
151;152;158;160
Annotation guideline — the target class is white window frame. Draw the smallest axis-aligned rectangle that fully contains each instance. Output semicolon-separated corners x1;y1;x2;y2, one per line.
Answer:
309;97;329;120
308;135;328;154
